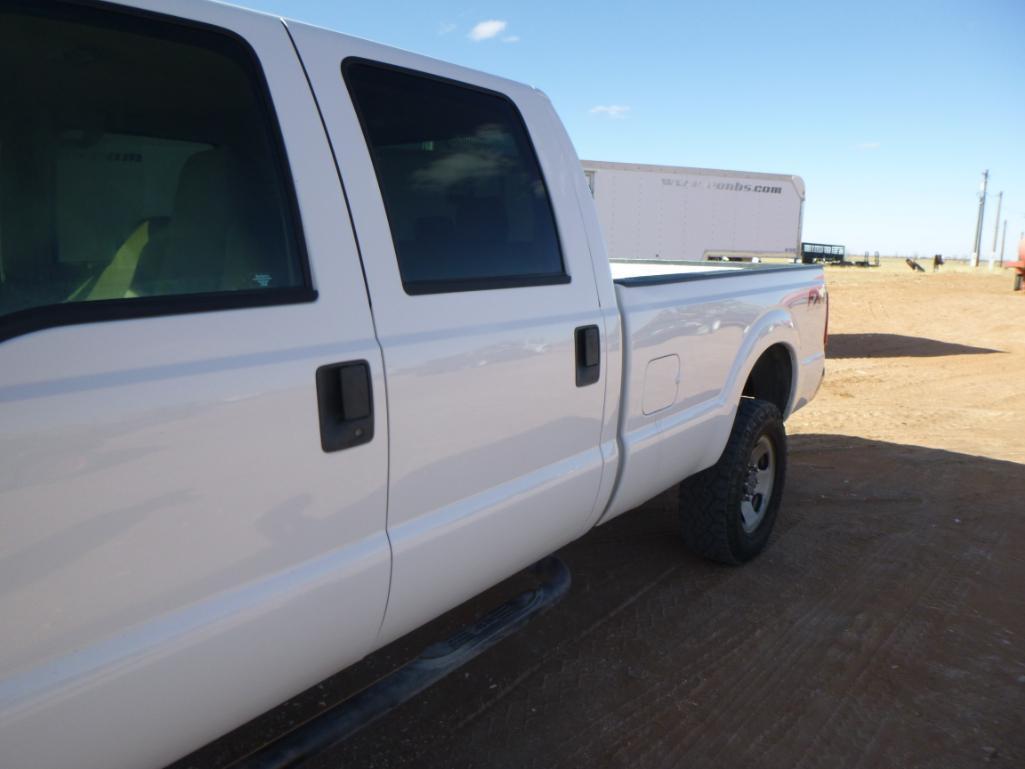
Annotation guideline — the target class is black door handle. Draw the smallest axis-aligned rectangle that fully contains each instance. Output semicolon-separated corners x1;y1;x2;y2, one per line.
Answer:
316;361;374;452
575;325;600;387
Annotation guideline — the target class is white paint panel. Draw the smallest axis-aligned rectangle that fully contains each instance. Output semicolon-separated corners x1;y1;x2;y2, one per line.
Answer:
600;266;826;524
0;5;390;769
287;23;608;648
611;261;742;279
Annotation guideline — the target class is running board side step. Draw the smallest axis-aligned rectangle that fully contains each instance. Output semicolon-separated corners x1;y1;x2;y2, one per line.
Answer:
231;556;572;769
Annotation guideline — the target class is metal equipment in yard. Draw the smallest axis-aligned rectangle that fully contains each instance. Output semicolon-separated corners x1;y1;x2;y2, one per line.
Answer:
801;242;846;264
1006;238;1025;292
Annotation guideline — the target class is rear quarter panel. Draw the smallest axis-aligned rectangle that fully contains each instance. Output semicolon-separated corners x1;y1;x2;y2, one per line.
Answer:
599;266;825;523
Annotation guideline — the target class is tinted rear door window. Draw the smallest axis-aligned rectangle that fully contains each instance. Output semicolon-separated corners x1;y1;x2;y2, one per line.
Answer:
343;60;566;294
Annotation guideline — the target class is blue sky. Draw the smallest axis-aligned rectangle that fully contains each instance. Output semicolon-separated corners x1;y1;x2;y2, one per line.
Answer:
239;0;1024;259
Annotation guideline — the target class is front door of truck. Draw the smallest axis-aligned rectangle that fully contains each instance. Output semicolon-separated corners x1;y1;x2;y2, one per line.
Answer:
0;5;390;768
291;26;608;641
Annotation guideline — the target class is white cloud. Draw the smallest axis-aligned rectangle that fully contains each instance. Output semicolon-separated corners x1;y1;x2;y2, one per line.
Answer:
469;20;507;41
502;35;520;43
438;22;456;36
855;141;881;150
590;105;631;119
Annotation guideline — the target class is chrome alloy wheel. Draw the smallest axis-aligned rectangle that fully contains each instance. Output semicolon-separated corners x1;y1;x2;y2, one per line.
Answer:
740;435;775;533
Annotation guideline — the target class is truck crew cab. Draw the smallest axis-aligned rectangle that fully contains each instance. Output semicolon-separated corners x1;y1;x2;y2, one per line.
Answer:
0;2;827;767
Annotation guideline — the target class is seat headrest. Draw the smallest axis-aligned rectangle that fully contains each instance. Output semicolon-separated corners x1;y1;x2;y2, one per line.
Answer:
172;149;230;238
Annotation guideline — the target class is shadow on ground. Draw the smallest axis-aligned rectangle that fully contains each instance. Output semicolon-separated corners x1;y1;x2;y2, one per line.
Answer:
826;333;1001;359
824;334;1000;360
170;435;1025;769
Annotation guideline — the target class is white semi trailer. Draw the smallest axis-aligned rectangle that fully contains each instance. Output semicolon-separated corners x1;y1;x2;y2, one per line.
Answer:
581;160;805;263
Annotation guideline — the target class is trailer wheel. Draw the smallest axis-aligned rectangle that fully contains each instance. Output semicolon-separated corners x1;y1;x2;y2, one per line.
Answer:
678;398;786;564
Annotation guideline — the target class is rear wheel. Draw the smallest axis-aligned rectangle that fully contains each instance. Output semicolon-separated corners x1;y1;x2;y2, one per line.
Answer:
678;398;786;564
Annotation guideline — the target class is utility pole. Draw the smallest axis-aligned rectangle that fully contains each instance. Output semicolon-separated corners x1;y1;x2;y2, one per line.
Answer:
972;170;988;267
991;190;1002;254
999;219;1007;265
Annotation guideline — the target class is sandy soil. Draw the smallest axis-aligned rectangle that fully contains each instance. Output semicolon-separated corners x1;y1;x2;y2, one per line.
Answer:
788;263;1025;464
171;265;1025;769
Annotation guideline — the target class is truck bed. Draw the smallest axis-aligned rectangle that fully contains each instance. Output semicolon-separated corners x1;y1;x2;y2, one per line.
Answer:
610;258;820;286
599;259;827;523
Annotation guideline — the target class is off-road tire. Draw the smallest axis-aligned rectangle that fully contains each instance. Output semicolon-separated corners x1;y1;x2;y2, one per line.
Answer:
678;398;786;564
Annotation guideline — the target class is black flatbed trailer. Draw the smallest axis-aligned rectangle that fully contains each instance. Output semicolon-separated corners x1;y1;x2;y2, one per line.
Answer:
801;242;845;264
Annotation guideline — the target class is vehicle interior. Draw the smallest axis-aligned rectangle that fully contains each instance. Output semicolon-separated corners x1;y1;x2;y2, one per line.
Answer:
0;5;301;322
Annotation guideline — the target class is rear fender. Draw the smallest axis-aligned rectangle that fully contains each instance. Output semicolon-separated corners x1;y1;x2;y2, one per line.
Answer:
723;308;799;420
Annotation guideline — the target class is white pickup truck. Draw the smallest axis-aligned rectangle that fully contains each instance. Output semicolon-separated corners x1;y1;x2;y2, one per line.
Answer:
0;2;827;767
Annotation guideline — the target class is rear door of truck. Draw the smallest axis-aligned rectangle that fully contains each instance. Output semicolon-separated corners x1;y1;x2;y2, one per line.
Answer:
289;26;609;641
0;3;389;768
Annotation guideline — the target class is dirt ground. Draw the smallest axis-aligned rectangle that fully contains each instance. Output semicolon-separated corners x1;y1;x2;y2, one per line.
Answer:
173;264;1025;769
